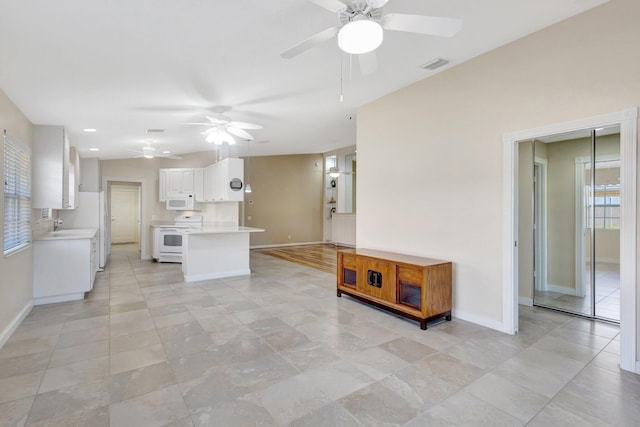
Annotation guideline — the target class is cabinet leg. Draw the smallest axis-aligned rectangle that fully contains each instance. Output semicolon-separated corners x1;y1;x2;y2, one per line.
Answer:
445;312;452;321
420;319;427;330
337;289;342;297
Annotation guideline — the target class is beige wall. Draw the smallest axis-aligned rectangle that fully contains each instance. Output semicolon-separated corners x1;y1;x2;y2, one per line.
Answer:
0;89;34;343
357;0;640;331
244;154;324;246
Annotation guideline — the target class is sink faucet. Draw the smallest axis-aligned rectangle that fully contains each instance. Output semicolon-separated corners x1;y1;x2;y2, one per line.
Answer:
53;218;63;231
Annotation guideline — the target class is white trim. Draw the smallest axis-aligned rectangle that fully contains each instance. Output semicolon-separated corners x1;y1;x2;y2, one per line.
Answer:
503;107;637;373
0;301;33;349
533;159;548;293
102;176;149;260
502;132;519;335
34;293;85;306
518;297;533;307
575;159;587;298
184;269;251;282
250;241;326;249
452;308;507;333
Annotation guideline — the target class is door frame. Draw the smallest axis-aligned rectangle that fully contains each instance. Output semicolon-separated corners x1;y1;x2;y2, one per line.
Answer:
533;159;548;294
110;184;141;244
102;176;148;260
503;107;637;373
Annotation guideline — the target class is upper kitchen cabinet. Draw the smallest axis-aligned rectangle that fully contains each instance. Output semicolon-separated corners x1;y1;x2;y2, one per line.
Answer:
208;158;244;202
80;158;101;192
32;125;78;209
159;168;197;201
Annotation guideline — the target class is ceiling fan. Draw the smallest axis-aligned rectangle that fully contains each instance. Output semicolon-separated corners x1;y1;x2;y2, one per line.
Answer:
281;0;461;72
183;106;263;145
128;143;183;160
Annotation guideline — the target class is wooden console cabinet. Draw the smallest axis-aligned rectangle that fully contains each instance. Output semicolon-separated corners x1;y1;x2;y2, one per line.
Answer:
337;249;452;330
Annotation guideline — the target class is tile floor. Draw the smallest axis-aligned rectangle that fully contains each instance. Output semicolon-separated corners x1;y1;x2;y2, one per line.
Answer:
534;262;620;321
1;245;639;426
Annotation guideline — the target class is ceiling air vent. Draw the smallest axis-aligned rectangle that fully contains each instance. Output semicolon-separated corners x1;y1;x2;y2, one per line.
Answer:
146;129;165;134
420;58;450;70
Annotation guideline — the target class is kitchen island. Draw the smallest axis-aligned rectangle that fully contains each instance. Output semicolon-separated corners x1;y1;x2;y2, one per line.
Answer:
179;226;264;282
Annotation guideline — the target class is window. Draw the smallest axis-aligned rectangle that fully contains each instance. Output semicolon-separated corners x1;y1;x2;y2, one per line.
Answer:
587;184;620;229
3;131;31;255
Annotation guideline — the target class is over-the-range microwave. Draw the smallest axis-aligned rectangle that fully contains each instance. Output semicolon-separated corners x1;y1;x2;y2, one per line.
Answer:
166;194;201;211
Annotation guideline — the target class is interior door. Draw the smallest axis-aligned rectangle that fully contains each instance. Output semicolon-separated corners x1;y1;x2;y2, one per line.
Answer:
111;185;140;244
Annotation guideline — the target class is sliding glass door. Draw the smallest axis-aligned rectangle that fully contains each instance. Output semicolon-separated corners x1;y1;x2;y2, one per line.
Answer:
530;125;621;322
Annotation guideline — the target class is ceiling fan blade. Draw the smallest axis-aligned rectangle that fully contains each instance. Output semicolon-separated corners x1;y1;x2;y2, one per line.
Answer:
365;0;389;9
227;127;254;141
280;27;339;58
381;14;462;37
204;115;230;124
307;0;347;13
183;122;217;126
358;51;378;75
158;154;183;160
228;121;262;130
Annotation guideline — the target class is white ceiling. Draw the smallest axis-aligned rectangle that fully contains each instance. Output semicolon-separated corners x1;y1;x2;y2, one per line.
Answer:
0;0;608;160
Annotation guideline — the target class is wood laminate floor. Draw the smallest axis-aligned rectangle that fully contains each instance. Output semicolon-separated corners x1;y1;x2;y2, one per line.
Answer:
252;244;354;274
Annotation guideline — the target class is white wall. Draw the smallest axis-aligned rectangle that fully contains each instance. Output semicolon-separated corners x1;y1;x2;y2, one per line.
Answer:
357;0;640;332
0;89;34;346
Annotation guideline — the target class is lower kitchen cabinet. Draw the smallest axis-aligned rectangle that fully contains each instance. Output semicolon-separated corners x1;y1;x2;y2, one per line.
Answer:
33;231;98;305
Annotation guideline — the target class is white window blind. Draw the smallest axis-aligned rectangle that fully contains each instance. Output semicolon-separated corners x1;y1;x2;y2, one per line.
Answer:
3;131;31;255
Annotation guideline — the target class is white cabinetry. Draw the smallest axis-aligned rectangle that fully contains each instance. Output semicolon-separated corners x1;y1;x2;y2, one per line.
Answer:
194;168;204;202
203;158;244;202
159;168;197;201
32;125;76;209
33;233;98;305
80;158;101;191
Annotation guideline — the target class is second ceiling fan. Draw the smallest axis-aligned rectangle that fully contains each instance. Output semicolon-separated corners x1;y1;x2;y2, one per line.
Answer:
281;0;462;63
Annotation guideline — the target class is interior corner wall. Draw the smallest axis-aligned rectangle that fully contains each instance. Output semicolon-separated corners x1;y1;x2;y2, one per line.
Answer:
244;154;324;246
356;0;640;331
0;88;34;346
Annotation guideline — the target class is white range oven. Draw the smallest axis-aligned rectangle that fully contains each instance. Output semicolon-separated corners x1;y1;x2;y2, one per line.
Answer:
153;215;202;263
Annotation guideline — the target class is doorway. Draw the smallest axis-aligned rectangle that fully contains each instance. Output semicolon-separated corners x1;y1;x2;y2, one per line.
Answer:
528;127;621;322
110;183;141;248
503;107;637;373
102;176;148;260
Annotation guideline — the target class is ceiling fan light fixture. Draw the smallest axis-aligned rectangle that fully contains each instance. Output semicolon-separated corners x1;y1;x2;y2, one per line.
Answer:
329;167;341;178
338;18;383;54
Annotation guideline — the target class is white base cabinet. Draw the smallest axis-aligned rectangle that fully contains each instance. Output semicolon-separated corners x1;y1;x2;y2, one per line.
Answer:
33;233;97;305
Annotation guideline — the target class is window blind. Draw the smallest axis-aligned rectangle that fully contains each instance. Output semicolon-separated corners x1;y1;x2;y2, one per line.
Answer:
3;131;31;255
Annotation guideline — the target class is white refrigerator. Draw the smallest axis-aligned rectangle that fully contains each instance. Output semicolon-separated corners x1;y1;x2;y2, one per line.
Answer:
58;191;108;269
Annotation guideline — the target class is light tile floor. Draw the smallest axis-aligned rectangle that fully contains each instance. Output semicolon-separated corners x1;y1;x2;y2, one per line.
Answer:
534;262;620;321
1;245;639;426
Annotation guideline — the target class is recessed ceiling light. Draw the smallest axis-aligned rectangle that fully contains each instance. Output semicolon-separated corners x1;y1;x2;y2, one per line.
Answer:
162;151;171;154
83;128;97;133
89;148;100;151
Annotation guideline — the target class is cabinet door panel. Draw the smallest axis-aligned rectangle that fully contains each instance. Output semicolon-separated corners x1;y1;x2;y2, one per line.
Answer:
357;258;396;302
397;266;424;312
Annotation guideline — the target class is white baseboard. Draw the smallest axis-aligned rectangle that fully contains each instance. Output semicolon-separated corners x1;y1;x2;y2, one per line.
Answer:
0;300;33;349
518;297;533;307
184;269;251;283
546;283;579;296
451;308;506;334
251;241;325;249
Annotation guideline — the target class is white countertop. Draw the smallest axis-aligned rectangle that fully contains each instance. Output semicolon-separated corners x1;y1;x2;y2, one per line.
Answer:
34;228;98;241
179;226;264;235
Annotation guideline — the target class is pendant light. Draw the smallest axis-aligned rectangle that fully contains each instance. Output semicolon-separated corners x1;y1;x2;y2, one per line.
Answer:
245;141;252;193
